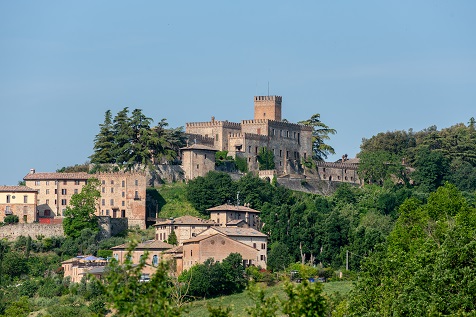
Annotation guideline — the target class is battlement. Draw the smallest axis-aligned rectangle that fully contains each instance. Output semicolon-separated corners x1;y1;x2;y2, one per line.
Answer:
185;133;215;146
186;120;241;129
254;95;282;103
241;119;312;131
316;162;359;170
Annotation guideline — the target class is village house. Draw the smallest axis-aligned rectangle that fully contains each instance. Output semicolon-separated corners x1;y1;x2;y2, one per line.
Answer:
111;240;173;278
23;169;147;228
181;233;260;272
207;203;261;230
0;186;38;223
154;215;219;245
62;255;108;283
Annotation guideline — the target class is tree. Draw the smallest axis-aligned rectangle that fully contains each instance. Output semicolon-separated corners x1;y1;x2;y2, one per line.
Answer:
257;147;275;170
246;283;280;317
267;242;292;272
167;230;178;245
104;243;182;317
412;147;449;192
186;171;236;215
63;178;101;239
298;113;336;161
357;150;404;184
90;110;116;164
281;280;327;317
126;109;154;169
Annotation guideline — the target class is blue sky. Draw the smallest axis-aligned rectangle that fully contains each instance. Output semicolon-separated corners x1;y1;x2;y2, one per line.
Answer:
1;1;475;185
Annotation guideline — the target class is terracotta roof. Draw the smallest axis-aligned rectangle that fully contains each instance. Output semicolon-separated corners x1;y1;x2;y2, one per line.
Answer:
163;245;183;254
182;233;219;243
111;240;173;250
0;186;37;193
154;215;218;226
209;227;267;238
180;144;218;151
207;204;260;213
24;172;90;180
344;157;360;164
226;219;246;226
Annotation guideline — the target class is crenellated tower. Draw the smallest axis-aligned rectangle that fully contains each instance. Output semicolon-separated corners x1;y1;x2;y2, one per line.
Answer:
254;96;282;121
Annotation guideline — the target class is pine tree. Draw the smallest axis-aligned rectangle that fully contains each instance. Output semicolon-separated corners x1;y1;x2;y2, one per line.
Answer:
90;110;116;164
112;107;133;166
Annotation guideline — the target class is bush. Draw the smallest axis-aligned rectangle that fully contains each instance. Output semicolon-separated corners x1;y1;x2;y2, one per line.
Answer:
4;215;19;224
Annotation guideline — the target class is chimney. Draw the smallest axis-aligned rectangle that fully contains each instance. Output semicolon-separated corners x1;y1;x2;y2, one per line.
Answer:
30;168;35;174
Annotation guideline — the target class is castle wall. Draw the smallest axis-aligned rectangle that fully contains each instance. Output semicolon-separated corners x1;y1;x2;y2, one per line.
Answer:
185;120;241;151
315;162;361;184
0;223;64;239
181;148;216;180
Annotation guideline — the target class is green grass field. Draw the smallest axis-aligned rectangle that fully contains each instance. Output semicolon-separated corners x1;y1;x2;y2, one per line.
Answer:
183;281;353;317
150;183;202;219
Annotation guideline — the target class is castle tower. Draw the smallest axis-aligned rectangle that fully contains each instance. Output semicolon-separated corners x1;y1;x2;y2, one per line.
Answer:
254;96;282;121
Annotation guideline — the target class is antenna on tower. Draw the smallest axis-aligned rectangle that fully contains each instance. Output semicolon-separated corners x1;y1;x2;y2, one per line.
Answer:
267;81;270;96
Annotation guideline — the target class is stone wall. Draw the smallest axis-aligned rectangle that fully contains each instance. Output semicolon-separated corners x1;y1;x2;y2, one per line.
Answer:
147;165;185;186
276;178;342;195
98;216;128;239
0;223;64;240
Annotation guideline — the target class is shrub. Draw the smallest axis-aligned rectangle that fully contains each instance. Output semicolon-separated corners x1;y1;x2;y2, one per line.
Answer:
4;215;19;224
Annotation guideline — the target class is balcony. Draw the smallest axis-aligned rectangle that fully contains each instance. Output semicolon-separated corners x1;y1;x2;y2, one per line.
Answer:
4;210;12;215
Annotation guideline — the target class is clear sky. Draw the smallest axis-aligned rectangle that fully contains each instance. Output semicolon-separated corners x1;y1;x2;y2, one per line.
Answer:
1;1;475;185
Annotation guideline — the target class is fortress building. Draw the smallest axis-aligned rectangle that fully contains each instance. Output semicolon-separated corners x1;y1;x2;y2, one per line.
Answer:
182;96;313;180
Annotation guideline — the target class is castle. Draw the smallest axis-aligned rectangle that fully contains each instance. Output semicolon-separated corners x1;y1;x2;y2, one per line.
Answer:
181;96;313;180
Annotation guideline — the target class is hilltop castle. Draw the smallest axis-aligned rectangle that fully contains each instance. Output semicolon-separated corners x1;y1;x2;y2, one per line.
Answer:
181;96;313;180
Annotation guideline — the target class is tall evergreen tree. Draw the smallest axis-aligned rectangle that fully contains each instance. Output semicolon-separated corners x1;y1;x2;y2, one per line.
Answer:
298;113;337;161
90;110;115;164
127;109;154;169
112;107;133;166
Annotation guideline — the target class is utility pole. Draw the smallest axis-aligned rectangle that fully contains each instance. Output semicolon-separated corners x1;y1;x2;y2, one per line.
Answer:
346;250;349;271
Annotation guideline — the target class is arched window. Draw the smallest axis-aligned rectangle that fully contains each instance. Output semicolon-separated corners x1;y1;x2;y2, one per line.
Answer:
152;255;158;266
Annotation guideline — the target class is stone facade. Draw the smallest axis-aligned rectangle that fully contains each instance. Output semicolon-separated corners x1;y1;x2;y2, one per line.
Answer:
24;169;147;228
181;233;260;271
315;159;361;185
154;215;219;245
180;144;217;181
0;223;64;239
207;204;261;230
0;186;38;223
183;96;313;179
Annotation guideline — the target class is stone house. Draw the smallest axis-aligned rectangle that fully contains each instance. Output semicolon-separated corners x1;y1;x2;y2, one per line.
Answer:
181;233;260;272
207;203;261;230
111;240;173;277
24;169;147;228
315;157;361;184
62;255;108;283
0;186;37;223
182;95;313;180
154;215;219;245
197;226;267;268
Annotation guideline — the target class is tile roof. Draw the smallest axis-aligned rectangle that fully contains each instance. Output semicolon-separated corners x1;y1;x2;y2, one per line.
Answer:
182;233;218;243
210;226;267;238
111;240;173;250
24;172;90;180
163;245;183;254
154;215;218;226
0;186;37;193
226;219;246;225
180;144;218;151
207;204;260;213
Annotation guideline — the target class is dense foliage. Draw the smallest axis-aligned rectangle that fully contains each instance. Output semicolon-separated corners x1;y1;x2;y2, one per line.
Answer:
89;108;186;169
298;113;337;161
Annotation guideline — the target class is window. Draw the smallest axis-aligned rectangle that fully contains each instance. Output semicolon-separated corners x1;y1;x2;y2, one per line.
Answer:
24;195;28;203
152;255;158;266
135;180;138;186
44;210;51;216
5;206;11;214
111;188;114;193
61;189;67;195
55;181;58;185
260;255;265;261
102;199;105;206
46;181;49;185
272;128;275;135
46;189;50;195
114;254;119;261
55;189;57;194
102;180;105;185
75;180;80;185
248;146;251;153
253;243;256;249
6;195;10;203
122;191;125;197
63;181;67;185
261;243;266;249
61;199;67;205
106;210;110;216
35;181;40;186
102;187;105;193
216;134;219;141
196;164;199;169
122;201;125;206
111;180;114;185
74;189;78;194
54;199;57;205
46;199;49;205
279;150;282;157
122;180;125;187
110;199;114;206
286;131;289;137
190;250;193;256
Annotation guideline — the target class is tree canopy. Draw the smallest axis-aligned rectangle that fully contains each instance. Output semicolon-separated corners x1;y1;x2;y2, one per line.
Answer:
299;113;337;161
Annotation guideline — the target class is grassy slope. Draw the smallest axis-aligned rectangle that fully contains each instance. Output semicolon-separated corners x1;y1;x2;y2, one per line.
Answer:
150;183;202;219
184;281;353;317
